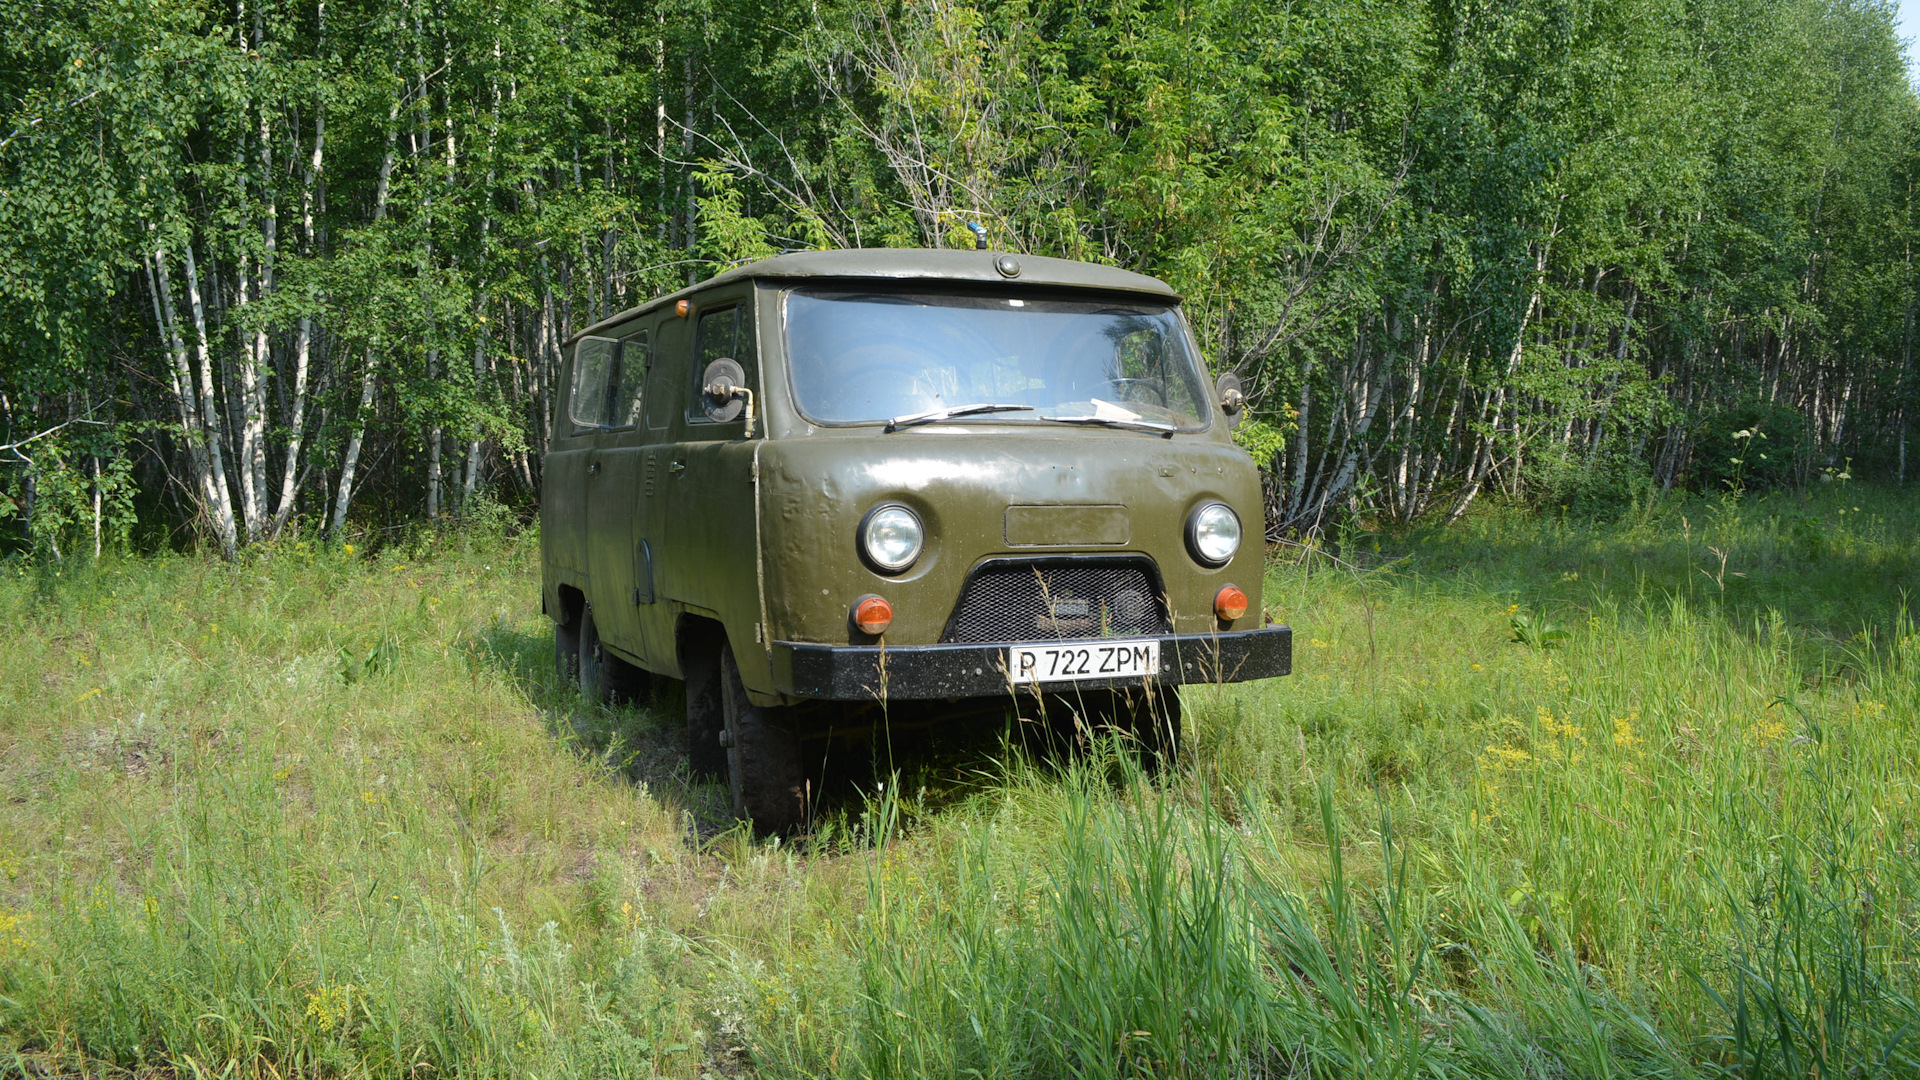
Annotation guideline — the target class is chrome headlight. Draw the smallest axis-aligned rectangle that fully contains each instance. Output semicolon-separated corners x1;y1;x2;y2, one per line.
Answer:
1186;502;1242;567
860;504;924;572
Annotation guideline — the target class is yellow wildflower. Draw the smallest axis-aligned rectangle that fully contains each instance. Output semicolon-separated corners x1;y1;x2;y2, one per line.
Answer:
305;984;355;1032
1539;706;1584;742
1479;744;1534;771
1750;717;1789;746
1612;714;1642;748
0;907;28;951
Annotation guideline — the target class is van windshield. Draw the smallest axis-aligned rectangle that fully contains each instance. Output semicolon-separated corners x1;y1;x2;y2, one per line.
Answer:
783;289;1211;430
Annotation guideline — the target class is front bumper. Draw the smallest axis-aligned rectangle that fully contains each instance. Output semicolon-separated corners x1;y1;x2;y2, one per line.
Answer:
771;626;1291;701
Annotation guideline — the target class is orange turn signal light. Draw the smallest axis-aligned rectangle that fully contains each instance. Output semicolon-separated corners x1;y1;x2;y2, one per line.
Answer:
1213;584;1248;622
852;594;894;635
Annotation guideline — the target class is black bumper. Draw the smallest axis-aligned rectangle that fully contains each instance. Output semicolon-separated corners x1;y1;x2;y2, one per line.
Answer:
772;626;1292;701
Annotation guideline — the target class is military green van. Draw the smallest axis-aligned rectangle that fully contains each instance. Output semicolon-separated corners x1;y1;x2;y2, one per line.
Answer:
542;248;1291;829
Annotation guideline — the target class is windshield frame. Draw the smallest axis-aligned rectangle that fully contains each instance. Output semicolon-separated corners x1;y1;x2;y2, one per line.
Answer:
777;283;1214;434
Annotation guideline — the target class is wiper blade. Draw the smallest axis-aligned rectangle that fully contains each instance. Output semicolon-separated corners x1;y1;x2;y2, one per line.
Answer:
1040;414;1178;437
884;402;1033;432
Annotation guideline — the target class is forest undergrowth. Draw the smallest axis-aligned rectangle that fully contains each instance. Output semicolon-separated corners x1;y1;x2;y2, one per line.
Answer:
0;485;1915;1078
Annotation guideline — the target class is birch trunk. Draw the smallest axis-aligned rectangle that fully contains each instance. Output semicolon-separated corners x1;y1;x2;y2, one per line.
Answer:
330;99;398;539
463;44;503;512
1901;218;1914;485
330;351;379;539
427;404;443;519
1449;240;1547;523
243;107;276;538
270;102;324;539
232;254;268;541
159;244;240;558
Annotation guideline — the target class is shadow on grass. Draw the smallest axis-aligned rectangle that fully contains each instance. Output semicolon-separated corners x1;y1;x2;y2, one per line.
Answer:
464;620;1074;843
464;621;735;837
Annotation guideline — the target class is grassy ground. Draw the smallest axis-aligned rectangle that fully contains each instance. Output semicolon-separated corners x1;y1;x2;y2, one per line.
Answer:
1;485;1916;1078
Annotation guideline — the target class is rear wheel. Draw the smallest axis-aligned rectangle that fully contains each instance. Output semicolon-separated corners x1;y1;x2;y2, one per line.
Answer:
579;606;649;705
684;642;728;779
555;605;582;687
720;641;807;832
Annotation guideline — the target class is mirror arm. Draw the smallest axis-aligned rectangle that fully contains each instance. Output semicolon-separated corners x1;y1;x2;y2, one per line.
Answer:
704;382;757;439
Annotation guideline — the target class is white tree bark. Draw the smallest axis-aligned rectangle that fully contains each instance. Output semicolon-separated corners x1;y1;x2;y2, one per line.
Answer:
330;99;398;540
271;102;324;539
232;252;268;540
241;104;277;540
330;351;379;540
166;243;240;558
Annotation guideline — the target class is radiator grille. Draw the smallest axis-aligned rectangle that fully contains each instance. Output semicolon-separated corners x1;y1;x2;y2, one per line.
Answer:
941;560;1169;644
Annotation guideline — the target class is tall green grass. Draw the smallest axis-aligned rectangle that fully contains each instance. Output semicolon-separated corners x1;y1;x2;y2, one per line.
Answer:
1;486;1916;1077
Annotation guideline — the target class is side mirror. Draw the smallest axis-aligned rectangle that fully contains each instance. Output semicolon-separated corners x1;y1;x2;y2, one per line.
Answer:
1215;372;1247;430
700;358;748;423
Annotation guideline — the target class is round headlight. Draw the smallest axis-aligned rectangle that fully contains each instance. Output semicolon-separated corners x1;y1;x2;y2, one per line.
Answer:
1187;502;1242;567
861;504;924;572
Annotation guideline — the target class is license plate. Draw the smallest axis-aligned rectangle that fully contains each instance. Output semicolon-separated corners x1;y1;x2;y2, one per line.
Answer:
1006;639;1161;684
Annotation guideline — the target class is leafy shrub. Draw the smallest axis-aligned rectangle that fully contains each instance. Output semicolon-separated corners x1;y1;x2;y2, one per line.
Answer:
1527;449;1659;521
1690;398;1808;492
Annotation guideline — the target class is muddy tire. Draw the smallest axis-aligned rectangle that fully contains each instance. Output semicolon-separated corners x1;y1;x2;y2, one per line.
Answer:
684;645;728;779
579;607;649;706
720;642;807;832
555;606;582;687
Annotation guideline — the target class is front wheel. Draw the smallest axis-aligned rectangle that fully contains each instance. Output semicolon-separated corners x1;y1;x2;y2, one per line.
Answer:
720;642;807;832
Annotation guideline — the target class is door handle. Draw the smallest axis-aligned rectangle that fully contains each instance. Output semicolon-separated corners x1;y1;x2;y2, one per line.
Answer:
668;461;686;475
588;461;601;476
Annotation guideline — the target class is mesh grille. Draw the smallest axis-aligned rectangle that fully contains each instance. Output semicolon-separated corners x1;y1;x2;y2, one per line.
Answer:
941;560;1169;644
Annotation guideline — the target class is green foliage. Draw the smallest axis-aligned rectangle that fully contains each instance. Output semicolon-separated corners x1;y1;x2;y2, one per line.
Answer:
0;430;139;560
1518;439;1664;521
1507;610;1569;650
695;165;779;268
1229;417;1287;475
2;0;1917;546
1692;398;1812;493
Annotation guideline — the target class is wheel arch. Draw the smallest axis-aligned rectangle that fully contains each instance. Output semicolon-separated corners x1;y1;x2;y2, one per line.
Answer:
555;583;586;627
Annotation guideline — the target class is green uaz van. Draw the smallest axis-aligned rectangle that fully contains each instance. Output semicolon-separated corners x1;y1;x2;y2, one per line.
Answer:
542;248;1291;828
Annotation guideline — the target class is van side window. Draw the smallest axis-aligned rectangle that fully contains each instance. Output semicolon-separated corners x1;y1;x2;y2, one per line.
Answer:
688;305;749;423
570;336;620;429
612;330;649;428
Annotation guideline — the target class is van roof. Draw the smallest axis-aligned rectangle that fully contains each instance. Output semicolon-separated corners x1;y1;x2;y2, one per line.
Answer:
567;248;1181;346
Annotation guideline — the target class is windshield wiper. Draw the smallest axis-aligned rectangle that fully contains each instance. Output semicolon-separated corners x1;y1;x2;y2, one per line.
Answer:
1040;415;1178;437
884;402;1033;432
